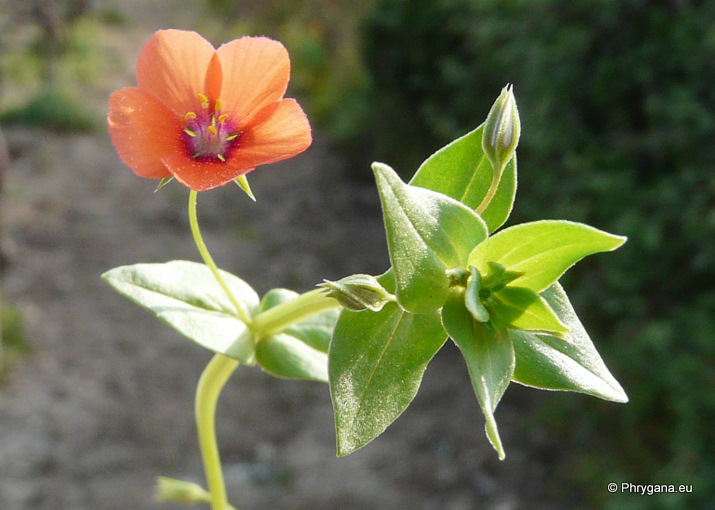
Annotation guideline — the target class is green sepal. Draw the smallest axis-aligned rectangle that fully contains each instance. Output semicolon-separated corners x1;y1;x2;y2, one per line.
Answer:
373;162;488;313
410;124;517;233
511;283;628;403
234;175;256;201
469;220;627;293
441;290;514;459
329;270;447;456
154;176;174;192
102;260;259;364
487;286;570;337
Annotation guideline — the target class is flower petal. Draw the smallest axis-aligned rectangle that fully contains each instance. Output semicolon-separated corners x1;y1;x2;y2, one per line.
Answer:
136;29;217;117
216;37;290;124
108;87;183;179
161;154;254;192
227;99;312;169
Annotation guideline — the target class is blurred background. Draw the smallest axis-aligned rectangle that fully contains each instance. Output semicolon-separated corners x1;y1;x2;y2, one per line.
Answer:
0;0;713;509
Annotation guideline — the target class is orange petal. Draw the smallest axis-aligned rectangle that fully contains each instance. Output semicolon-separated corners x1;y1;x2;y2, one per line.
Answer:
161;154;254;192
216;37;290;124
136;29;217;118
108;87;183;179
227;99;312;169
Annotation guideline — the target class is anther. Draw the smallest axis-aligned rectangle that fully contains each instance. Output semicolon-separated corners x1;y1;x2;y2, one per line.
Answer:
184;112;197;120
197;93;209;109
184;128;197;137
207;125;218;136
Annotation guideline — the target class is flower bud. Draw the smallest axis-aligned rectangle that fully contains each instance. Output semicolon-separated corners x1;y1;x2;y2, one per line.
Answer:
482;84;521;176
319;274;394;312
155;476;211;503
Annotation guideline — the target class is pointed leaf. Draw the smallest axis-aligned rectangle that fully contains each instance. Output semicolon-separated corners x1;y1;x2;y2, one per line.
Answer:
102;261;259;363
329;302;447;456
469;220;626;293
489;286;569;336
441;291;514;459
373;162;488;313
410;124;517;232
511;283;628;402
256;334;328;382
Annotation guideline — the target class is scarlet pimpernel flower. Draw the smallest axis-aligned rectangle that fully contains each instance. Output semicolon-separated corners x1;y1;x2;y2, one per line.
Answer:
108;29;311;191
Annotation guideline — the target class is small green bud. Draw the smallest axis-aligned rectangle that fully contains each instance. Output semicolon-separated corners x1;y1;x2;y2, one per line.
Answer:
482;84;521;176
482;261;523;292
465;266;490;323
319;274;394;312
155;476;211;503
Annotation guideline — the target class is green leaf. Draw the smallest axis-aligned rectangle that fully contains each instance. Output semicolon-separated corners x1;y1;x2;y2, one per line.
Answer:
410;123;517;233
329;301;447;456
441;290;514;459
259;288;338;353
256;334;328;382
469;220;626;293
373;162;488;313
488;286;569;336
102;260;259;363
253;288;339;381
511;283;628;403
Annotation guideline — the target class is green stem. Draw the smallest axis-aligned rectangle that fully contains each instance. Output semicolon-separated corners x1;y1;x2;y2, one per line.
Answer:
475;168;501;216
188;190;252;326
251;288;341;341
195;353;240;510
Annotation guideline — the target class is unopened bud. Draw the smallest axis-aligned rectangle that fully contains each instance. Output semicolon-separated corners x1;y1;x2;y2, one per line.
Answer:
319;274;394;312
155;476;211;503
482;84;520;176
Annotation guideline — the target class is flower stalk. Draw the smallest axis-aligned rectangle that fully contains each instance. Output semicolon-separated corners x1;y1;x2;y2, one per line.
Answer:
195;353;239;510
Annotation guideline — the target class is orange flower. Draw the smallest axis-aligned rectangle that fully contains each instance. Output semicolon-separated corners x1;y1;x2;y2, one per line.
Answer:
108;30;311;191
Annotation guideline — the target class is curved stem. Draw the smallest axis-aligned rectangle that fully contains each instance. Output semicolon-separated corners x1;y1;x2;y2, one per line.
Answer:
188;190;252;326
195;353;240;510
251;288;341;341
475;170;500;216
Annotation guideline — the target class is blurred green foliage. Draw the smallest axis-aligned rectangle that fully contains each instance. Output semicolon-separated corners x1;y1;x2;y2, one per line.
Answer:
204;0;375;151
353;0;714;508
0;89;98;132
0;3;105;132
0;297;27;381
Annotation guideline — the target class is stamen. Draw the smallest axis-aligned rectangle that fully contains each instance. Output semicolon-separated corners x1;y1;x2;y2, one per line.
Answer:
218;114;229;124
215;99;223;111
207;125;218;136
225;134;238;141
217;154;226;162
184;112;197;120
184;128;197;137
197;93;209;109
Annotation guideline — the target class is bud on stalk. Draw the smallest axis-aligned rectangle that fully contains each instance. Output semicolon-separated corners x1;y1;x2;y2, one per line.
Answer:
319;274;394;312
482;84;520;178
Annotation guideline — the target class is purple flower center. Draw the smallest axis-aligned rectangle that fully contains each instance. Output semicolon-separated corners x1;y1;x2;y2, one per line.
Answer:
183;96;240;162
